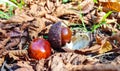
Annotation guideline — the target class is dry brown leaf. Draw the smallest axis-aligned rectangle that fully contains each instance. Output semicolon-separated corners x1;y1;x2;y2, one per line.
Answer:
40;53;87;71
0;28;7;38
85;35;113;54
15;67;34;71
9;52;20;60
7;13;34;23
0;37;10;49
74;44;101;54
66;63;120;71
53;4;77;17
7;30;22;38
5;38;20;50
108;32;120;49
109;32;120;45
8;50;28;57
46;0;55;13
36;59;46;71
45;14;61;22
29;4;38;15
29;4;47;17
80;0;94;13
0;57;5;67
83;10;98;25
96;35;102;45
28;18;46;39
8;50;27;60
0;48;8;58
0;0;120;71
14;61;34;71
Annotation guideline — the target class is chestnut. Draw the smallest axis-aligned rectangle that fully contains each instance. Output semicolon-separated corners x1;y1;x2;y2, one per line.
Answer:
28;38;51;60
61;26;72;45
48;22;72;50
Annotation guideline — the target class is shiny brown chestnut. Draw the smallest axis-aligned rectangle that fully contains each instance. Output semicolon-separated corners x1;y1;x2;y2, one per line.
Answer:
28;38;51;60
48;22;72;50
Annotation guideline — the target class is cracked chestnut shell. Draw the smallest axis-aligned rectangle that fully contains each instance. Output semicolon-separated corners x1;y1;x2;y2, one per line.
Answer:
48;22;72;50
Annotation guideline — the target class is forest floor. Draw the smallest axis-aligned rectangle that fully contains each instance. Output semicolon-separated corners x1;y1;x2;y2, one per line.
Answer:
0;0;120;71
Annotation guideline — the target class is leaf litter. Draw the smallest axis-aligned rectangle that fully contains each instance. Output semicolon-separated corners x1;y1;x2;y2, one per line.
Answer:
0;0;120;71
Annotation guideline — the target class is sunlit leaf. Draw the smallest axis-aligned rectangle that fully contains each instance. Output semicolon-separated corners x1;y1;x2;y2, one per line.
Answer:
99;40;112;54
100;0;120;12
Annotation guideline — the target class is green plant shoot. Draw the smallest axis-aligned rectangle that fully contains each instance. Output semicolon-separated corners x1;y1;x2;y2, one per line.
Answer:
92;11;112;32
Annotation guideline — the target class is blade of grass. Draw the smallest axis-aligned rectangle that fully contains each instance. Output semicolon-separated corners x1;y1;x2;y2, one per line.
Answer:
93;0;98;3
100;11;112;22
0;11;10;19
10;0;25;8
79;12;88;32
92;21;106;32
18;0;25;8
91;11;112;32
0;0;18;7
8;6;14;17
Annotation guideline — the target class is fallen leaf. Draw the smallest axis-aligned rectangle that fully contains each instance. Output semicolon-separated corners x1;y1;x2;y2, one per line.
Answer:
99;40;112;54
0;57;4;67
100;0;120;12
15;67;34;71
7;13;34;23
66;63;120;71
28;18;46;39
13;61;34;71
36;59;46;71
80;0;94;13
43;53;87;71
96;35;102;45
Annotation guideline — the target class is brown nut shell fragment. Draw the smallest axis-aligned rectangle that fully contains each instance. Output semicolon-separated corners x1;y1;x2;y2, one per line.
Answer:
48;22;62;50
